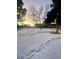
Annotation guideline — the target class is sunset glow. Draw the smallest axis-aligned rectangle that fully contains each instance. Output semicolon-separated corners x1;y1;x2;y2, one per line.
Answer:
22;18;36;26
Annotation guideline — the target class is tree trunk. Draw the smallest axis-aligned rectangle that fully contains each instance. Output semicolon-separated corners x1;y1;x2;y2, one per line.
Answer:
56;25;60;33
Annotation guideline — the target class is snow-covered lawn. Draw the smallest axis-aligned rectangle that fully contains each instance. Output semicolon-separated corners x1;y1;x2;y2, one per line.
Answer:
17;28;61;59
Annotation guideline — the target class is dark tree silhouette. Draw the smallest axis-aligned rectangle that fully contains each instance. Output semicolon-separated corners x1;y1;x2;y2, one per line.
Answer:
44;0;61;33
17;0;27;21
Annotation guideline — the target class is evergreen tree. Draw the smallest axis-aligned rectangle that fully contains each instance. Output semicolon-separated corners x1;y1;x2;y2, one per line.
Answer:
44;0;61;33
17;0;27;21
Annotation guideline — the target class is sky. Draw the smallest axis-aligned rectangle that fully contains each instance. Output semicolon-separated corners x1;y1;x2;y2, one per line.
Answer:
21;0;52;26
23;0;52;9
23;0;52;16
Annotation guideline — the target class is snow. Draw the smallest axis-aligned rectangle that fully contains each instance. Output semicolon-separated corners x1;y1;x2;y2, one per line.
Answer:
17;28;61;59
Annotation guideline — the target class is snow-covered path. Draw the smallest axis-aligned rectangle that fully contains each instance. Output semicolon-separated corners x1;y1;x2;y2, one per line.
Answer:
17;28;61;59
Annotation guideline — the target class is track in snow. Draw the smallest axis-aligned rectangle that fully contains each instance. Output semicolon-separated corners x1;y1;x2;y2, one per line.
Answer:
17;28;61;59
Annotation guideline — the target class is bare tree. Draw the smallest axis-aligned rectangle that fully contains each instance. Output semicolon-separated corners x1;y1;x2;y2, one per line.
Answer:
43;4;50;21
37;5;43;24
28;5;39;24
28;5;44;24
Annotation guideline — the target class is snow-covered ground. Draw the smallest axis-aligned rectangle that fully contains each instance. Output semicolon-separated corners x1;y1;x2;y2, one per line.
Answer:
17;28;61;59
